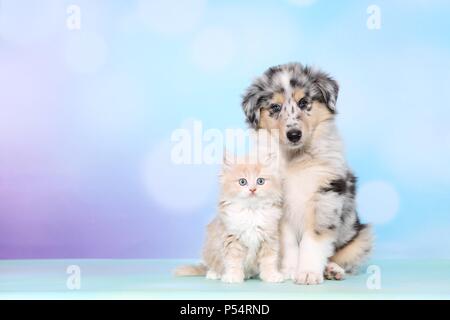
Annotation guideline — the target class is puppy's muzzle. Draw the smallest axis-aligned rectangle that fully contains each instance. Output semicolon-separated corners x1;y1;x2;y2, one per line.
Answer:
287;129;302;143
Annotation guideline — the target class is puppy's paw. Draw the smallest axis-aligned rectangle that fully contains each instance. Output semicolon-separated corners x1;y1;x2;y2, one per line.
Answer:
221;271;245;284
294;271;324;285
324;262;345;280
206;270;220;280
260;271;284;283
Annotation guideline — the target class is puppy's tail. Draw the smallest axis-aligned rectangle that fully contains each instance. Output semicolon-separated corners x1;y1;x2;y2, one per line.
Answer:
173;263;207;276
331;224;374;274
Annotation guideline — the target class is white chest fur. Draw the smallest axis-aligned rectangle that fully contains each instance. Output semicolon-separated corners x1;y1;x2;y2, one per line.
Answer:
283;160;331;235
224;203;279;253
223;203;280;275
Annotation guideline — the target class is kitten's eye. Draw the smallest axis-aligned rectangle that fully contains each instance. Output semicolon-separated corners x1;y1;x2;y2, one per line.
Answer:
298;98;308;110
270;104;282;113
256;178;265;185
238;178;248;186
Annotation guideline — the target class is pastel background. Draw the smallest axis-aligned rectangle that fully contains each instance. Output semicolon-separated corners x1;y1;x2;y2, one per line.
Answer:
0;0;449;259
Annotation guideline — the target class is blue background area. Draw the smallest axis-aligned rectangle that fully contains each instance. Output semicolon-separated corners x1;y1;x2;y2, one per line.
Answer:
0;0;449;259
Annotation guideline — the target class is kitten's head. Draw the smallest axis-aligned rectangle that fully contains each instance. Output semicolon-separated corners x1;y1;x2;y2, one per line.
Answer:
219;152;282;203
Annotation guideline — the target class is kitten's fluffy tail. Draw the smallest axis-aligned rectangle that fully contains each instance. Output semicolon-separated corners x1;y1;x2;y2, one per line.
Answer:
173;263;207;276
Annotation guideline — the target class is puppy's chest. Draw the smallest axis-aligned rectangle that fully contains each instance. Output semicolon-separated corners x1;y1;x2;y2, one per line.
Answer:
283;163;328;223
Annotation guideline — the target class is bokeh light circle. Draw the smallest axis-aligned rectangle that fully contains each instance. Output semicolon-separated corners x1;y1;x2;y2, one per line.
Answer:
358;180;400;225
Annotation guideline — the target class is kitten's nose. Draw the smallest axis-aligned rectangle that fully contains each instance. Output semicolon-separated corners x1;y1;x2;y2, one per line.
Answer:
249;188;256;193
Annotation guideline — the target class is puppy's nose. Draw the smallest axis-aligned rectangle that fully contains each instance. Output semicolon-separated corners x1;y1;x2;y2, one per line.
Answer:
287;130;302;143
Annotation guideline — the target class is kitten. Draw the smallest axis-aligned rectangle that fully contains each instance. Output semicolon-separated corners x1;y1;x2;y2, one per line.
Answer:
175;152;284;283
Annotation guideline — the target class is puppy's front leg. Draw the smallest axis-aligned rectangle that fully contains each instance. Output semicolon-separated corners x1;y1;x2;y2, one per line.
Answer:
294;231;334;285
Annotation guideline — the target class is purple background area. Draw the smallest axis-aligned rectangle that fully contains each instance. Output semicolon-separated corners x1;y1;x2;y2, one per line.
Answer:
1;0;450;259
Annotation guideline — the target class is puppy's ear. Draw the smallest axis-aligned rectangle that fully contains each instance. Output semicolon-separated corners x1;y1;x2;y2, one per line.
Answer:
242;81;271;128
312;71;339;113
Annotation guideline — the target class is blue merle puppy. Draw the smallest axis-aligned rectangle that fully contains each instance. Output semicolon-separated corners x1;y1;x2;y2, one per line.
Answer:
241;62;373;285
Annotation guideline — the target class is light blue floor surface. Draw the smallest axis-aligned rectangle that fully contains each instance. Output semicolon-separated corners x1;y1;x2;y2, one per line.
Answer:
1;259;449;299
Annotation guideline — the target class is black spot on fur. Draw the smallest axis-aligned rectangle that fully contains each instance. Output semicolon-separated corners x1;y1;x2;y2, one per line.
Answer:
242;93;253;108
256;95;270;108
348;184;356;197
322;178;347;195
348;172;357;184
334;223;368;252
258;83;267;90
353;215;365;233
328;224;336;230
347;172;357;197
290;78;299;87
265;66;282;81
248;113;256;125
322;173;357;198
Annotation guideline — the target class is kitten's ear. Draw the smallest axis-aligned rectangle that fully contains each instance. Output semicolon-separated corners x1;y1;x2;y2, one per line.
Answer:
262;151;277;168
222;151;234;171
261;150;284;173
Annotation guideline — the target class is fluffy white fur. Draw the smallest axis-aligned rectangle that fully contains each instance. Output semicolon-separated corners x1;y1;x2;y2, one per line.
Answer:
175;149;285;283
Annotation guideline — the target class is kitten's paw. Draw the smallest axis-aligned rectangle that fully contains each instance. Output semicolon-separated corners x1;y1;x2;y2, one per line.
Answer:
260;271;284;283
293;271;324;285
206;270;220;280
280;267;295;280
221;272;245;284
324;262;345;280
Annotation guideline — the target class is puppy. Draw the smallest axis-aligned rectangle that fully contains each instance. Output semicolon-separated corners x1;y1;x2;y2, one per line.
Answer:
241;63;373;285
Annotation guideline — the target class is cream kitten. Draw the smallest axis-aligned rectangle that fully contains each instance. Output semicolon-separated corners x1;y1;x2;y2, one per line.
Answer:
175;153;284;283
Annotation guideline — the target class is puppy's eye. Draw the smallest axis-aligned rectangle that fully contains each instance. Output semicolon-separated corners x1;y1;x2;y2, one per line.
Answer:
298;98;308;110
256;178;265;185
270;104;282;113
239;178;248;186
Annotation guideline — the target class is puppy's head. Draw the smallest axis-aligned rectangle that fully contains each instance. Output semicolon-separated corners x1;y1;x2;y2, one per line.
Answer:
242;63;339;150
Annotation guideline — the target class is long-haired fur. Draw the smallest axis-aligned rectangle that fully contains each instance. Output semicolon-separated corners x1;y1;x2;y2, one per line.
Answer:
241;62;373;284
